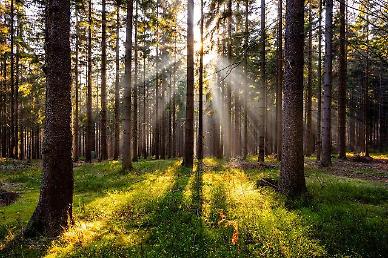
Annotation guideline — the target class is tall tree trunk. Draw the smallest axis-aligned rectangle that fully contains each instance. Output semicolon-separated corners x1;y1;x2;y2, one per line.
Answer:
279;0;306;197
100;0;108;160
15;16;19;159
133;0;138;161
114;3;120;160
258;0;265;163
10;0;15;158
276;0;283;160
364;12;369;157
73;6;79;162
183;0;194;167
321;0;333;167
86;0;93;162
122;0;133;171
197;0;204;162
24;0;73;237
243;0;249;159
304;2;313;156
337;0;347;159
154;0;160;159
316;0;322;161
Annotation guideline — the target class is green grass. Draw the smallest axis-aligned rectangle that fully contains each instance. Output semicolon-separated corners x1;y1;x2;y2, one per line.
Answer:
0;157;387;257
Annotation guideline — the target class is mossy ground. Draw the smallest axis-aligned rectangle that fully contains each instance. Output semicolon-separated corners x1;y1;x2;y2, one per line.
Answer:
0;155;387;257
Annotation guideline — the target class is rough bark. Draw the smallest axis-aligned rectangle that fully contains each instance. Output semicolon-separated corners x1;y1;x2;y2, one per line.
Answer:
86;0;93;162
316;0;322;161
114;4;120;160
279;0;307;197
276;0;283;160
122;0;133;171
100;0;108;160
24;0;73;237
183;0;194;167
258;0;265;163
197;0;204;161
337;0;347;159
321;0;333;167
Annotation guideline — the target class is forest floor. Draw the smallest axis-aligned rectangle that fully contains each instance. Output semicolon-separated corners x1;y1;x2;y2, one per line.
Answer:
0;154;387;257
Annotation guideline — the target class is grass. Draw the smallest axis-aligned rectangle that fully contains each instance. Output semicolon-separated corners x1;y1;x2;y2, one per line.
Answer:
0;156;387;257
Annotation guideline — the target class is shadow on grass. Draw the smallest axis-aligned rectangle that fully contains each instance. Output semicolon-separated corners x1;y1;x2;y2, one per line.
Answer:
290;173;388;257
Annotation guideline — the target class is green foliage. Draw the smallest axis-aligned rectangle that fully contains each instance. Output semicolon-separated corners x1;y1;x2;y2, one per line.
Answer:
0;158;387;257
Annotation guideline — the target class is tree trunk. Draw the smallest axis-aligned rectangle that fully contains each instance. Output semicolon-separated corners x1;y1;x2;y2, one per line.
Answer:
183;0;194;167
24;0;73;237
321;0;333;167
276;0;283;160
100;0;108;160
133;0;138;161
337;0;346;159
86;0;93;162
122;0;133;171
304;2;313;157
197;0;204;162
316;0;322;161
114;3;120;160
279;0;306;197
258;0;265;163
73;6;79;162
243;0;249;159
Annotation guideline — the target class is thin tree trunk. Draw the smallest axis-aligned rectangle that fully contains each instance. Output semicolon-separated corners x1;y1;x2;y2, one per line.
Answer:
316;0;322;161
258;0;265;163
321;0;333;167
73;6;79;162
100;0;108;160
243;0;249;159
133;0;138;161
122;0;133;171
337;0;347;159
86;0;93;162
198;0;204;162
279;0;306;197
10;0;15;158
304;2;313;156
114;3;120;160
24;0;73;237
183;0;194;167
276;0;283;160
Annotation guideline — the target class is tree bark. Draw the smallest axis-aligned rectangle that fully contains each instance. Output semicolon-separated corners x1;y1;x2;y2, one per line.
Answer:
197;0;204;162
100;0;108;160
86;0;93;162
337;0;347;159
276;0;283;160
316;0;322;161
258;0;265;163
321;0;333;167
122;0;133;171
279;0;306;197
183;0;194;167
114;3;120;160
24;0;73;237
133;0;138;161
73;5;79;162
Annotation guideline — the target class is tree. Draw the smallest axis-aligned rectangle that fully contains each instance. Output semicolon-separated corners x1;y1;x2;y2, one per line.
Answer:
304;0;313;156
258;0;265;163
275;0;283;160
86;0;93;162
183;0;194;168
24;0;73;237
197;0;204;162
114;1;121;160
316;0;322;161
278;0;307;197
100;0;108;160
73;4;80;162
133;0;138;161
122;0;133;171
337;0;347;159
321;0;333;167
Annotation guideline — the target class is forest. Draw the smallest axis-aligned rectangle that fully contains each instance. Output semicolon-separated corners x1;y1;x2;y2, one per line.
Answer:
0;0;387;257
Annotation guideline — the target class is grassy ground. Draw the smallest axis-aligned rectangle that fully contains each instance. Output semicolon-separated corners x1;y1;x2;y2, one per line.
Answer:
0;156;387;257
